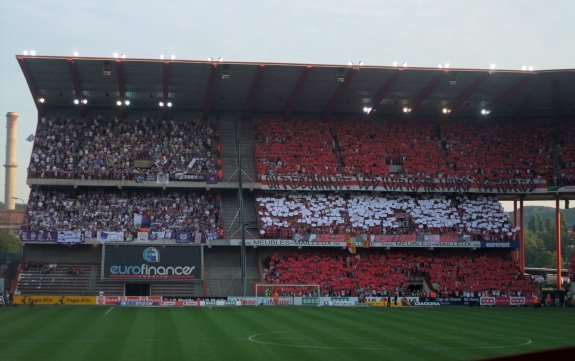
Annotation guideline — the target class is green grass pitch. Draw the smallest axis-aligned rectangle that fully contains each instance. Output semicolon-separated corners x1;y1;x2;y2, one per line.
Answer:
0;306;574;361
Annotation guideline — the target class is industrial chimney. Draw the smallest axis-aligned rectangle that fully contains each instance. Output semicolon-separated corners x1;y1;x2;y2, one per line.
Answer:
4;112;18;210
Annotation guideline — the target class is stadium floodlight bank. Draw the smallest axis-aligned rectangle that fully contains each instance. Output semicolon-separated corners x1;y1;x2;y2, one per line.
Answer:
255;284;321;306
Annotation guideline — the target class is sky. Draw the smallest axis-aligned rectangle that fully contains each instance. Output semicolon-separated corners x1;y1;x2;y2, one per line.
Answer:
1;0;574;210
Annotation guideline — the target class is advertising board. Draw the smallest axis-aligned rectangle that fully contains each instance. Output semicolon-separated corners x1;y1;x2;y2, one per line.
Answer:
102;245;201;280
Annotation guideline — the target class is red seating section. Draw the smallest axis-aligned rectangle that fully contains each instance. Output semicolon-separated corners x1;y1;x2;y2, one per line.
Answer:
263;250;536;297
254;119;340;177
441;120;555;182
337;120;448;177
253;118;570;184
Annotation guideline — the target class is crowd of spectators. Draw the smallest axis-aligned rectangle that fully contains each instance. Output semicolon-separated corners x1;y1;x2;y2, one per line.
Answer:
21;187;222;235
253;118;340;177
27;115;573;185
256;192;517;240
440;120;555;182
337;120;449;178
263;250;536;298
28;115;220;180
557;120;575;186
253;118;571;185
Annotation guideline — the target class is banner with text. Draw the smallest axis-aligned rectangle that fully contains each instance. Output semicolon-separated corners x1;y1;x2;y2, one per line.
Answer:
14;295;96;305
261;175;545;194
102;245;202;280
229;235;515;249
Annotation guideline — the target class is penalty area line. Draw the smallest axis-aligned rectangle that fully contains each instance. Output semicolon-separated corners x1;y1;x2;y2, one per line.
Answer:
105;307;113;315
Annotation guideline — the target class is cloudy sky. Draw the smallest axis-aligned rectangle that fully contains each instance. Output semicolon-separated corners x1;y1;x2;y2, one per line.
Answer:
1;0;573;209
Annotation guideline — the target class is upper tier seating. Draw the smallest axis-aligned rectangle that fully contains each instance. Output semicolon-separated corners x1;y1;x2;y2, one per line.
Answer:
440;120;555;182
253;118;568;184
337;120;448;178
28;115;219;180
254;118;340;177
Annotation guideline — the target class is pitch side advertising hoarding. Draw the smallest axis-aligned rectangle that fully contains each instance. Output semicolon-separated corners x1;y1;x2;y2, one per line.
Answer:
102;245;201;280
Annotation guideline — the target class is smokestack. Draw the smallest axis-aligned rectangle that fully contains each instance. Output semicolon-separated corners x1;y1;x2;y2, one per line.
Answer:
4;112;18;210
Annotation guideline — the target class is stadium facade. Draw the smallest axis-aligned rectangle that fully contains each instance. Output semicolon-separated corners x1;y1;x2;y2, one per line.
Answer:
9;55;575;304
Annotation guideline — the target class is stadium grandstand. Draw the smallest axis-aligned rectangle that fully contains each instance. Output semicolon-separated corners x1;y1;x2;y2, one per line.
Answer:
9;54;575;305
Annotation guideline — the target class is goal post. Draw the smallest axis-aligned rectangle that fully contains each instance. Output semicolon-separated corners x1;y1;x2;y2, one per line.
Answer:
254;283;321;306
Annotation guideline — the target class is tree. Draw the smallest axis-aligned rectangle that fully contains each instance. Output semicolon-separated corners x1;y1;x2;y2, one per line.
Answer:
0;231;22;255
524;229;555;268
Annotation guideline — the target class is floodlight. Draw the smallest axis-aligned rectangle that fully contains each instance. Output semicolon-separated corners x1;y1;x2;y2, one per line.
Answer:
528;66;534;71
403;107;411;113
113;53;119;58
170;54;176;60
348;61;353;66
74;99;80;105
73;51;79;57
438;64;443;69
81;99;88;104
358;61;363;66
208;57;213;61
442;108;451;114
167;102;173;107
159;101;165;107
363;107;372;113
481;109;491;115
392;61;398;67
489;64;497;70
160;54;165;60
23;50;29;55
218;57;223;62
30;50;36;56
444;63;450;69
521;65;527;71
116;100;122;106
120;53;126;59
402;62;408;67
124;100;130;106
38;97;45;103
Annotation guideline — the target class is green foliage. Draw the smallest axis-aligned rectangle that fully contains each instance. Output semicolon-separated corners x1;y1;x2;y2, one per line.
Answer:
510;206;575;268
0;231;22;255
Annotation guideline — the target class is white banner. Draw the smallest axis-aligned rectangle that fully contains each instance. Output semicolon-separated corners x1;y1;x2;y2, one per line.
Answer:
97;231;125;243
228;238;482;248
57;231;83;244
227;296;258;306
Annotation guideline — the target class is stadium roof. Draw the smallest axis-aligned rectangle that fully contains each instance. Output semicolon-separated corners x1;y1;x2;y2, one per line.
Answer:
17;55;575;120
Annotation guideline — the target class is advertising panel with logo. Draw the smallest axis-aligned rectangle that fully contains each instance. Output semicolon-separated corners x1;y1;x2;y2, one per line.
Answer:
102;245;201;280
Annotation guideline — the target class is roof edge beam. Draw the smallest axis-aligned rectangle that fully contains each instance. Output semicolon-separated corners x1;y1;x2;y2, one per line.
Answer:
243;64;265;121
16;56;41;110
490;74;533;112
163;61;170;103
322;67;359;119
116;59;125;100
369;70;402;115
67;59;82;99
449;72;490;114
283;66;311;120
203;64;218;120
513;94;532;119
409;72;444;111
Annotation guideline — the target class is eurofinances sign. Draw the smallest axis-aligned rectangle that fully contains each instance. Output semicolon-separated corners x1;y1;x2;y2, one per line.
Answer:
103;245;201;280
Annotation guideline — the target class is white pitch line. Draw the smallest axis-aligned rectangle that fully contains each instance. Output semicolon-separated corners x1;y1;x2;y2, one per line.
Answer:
105;307;113;315
247;330;534;351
